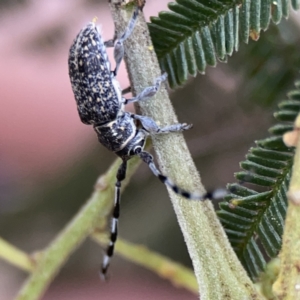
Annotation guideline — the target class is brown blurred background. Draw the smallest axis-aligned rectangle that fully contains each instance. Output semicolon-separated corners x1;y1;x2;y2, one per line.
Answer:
0;0;300;299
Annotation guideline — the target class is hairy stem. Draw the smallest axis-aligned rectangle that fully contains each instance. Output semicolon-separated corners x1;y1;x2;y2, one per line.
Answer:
109;2;262;299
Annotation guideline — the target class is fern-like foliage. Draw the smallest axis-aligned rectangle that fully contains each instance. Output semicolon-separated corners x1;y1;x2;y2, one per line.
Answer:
148;0;300;88
217;79;300;280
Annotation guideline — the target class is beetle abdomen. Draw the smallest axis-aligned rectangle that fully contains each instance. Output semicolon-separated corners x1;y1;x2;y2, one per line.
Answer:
68;22;121;125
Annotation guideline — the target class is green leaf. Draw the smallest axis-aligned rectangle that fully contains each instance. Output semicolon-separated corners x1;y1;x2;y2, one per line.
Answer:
148;0;299;88
217;80;300;280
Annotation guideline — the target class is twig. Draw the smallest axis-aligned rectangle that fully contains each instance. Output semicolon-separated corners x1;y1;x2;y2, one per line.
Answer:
14;156;141;300
0;237;34;272
92;232;198;293
108;2;262;299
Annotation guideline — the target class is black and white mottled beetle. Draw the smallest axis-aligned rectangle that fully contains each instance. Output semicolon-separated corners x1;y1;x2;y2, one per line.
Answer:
68;6;224;279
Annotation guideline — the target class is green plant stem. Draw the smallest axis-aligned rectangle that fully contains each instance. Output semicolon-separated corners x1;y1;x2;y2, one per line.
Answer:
92;232;198;293
273;114;300;300
257;258;280;300
14;156;141;300
0;237;34;272
109;2;262;299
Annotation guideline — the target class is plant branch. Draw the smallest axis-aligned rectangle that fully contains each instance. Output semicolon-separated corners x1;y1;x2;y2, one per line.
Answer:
14;156;141;300
273;114;300;299
0;237;34;272
91;232;198;293
109;2;262;299
256;258;280;300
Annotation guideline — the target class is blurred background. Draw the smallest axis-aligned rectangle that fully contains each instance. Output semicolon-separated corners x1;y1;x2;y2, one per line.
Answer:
0;0;300;299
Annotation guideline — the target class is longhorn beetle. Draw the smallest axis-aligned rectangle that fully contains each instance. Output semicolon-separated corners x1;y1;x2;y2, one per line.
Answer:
68;5;225;279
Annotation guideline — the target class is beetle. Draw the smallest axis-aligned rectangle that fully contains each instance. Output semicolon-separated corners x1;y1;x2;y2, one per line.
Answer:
68;5;224;279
